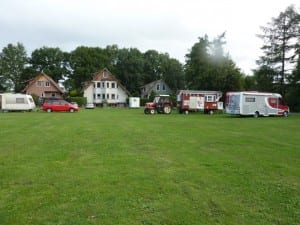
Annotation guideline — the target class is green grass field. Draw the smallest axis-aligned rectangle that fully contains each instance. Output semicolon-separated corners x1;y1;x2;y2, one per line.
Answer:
0;108;299;225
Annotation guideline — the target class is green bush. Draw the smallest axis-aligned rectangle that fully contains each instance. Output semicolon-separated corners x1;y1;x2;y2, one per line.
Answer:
67;97;87;107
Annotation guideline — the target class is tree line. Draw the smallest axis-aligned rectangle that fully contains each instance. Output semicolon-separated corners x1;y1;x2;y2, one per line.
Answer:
0;5;299;110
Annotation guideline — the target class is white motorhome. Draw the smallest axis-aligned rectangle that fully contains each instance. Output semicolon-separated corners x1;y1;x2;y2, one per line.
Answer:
0;93;36;112
225;91;289;117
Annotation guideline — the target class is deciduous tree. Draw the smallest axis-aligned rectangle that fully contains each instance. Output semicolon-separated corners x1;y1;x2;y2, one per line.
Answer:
0;43;28;92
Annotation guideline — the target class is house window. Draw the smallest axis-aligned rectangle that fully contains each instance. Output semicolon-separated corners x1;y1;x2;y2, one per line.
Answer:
107;82;109;88
45;81;50;87
112;82;115;88
102;94;105;99
104;71;109;78
156;84;160;91
162;84;166;91
112;94;115;99
51;93;56;98
97;94;101;99
102;82;105;88
36;81;42;87
97;82;101;88
107;94;109;99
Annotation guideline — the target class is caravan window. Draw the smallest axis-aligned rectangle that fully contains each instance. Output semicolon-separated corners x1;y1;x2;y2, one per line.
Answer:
16;98;25;104
205;95;215;102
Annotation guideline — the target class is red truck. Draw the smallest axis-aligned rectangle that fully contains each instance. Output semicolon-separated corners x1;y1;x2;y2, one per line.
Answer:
177;90;223;114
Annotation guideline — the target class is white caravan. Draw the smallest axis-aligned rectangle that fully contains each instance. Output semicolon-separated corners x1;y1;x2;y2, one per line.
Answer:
0;93;36;112
225;91;289;117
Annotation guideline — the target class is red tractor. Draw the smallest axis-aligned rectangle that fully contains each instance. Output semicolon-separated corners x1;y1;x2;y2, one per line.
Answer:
144;95;173;114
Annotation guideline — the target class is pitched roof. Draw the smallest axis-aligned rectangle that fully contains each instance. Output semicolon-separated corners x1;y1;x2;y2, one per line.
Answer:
23;72;64;94
83;68;130;94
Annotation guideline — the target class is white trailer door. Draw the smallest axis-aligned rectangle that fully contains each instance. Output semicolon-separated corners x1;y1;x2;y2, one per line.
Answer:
189;96;204;109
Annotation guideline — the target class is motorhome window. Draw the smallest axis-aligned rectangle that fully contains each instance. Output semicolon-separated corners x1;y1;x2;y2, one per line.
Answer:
16;98;25;104
270;98;278;104
245;97;255;102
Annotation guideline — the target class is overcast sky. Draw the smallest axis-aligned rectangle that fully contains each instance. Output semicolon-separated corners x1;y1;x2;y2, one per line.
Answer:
0;0;298;75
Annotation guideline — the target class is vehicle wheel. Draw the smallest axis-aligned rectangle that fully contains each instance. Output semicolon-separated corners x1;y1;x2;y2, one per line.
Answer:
69;108;74;113
150;109;155;114
254;111;259;118
283;111;288;117
163;105;172;114
144;109;149;114
46;108;52;113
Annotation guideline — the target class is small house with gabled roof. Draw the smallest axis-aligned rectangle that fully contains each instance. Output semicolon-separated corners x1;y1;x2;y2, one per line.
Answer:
83;68;129;106
140;79;172;98
23;72;64;99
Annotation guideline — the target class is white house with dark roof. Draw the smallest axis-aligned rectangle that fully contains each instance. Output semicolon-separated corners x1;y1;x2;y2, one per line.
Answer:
140;79;172;98
83;68;129;106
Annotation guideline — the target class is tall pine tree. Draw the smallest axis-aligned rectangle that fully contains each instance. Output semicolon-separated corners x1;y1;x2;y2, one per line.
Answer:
257;5;300;95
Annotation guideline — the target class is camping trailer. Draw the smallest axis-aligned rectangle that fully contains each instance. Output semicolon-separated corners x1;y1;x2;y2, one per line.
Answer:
177;90;223;114
225;91;289;117
0;93;36;112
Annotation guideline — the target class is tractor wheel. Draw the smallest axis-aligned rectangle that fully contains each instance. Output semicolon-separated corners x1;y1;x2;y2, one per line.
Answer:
144;109;149;114
150;109;155;114
163;105;172;114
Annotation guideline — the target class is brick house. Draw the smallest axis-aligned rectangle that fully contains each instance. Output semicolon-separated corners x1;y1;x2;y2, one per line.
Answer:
23;73;64;99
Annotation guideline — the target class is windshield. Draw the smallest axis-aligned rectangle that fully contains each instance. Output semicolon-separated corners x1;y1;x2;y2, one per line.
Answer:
153;97;160;103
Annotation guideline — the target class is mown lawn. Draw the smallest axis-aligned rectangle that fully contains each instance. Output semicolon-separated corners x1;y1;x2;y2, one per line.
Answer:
0;108;299;225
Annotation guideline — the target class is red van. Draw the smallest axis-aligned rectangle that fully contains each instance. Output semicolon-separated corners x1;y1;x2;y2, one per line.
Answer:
42;99;79;112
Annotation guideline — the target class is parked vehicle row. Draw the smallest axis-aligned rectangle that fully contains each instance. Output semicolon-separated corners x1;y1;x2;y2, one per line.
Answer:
144;90;290;117
1;91;290;117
